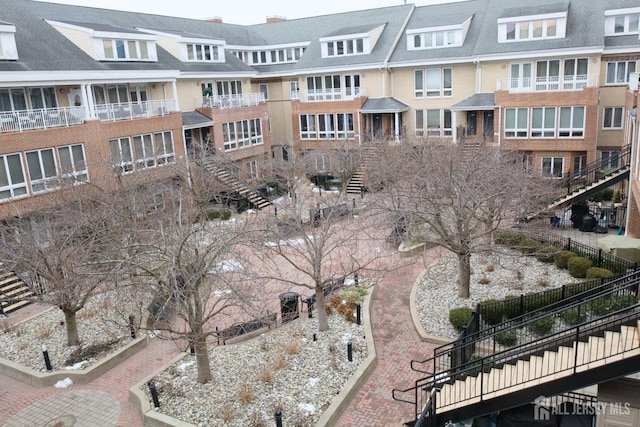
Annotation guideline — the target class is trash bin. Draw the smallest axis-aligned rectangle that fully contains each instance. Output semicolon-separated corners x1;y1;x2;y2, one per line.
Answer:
579;213;597;232
279;292;299;323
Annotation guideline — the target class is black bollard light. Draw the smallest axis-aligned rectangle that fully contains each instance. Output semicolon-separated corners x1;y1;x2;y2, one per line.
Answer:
275;409;283;427
354;272;359;286
42;345;52;371
347;342;353;362
190;340;195;354
274;206;278;218
352;198;356;209
128;314;136;339
148;381;160;408
313;333;317;341
356;303;361;326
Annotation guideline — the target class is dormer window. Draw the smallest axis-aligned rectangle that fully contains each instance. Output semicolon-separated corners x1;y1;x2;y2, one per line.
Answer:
103;39;150;60
186;44;219;61
0;21;18;60
45;21;158;62
320;24;385;58
228;45;305;65
407;17;472;50
326;38;365;56
605;8;640;36
498;11;567;42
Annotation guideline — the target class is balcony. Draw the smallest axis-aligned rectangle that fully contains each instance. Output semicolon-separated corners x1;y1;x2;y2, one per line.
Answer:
94;99;177;122
291;87;367;102
201;93;264;109
0;106;86;133
496;74;598;92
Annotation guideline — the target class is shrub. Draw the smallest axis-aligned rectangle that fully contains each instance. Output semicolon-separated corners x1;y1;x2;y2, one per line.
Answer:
449;307;473;331
591;188;614;202
609;294;638;311
203;208;232;221
586;267;614;280
528;314;555;336
478;277;491;285
567;256;593;278
494;330;518;347
560;307;587;325
478;299;504;325
589;296;612;316
554;251;577;269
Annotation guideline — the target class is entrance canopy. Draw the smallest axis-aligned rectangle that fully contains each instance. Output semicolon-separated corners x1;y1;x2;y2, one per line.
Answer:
182;111;214;130
449;93;496;111
359;97;410;114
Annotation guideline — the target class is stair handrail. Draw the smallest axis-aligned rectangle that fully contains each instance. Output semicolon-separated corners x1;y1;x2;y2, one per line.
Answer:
426;270;640;377
399;304;640;425
555;144;631;199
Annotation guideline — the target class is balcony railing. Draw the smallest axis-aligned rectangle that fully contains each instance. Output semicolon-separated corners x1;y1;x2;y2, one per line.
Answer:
0;106;86;133
94;99;176;122
291;87;367;102
201;93;264;109
496;74;598;92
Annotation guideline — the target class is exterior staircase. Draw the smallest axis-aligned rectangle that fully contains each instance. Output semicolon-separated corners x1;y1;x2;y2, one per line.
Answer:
346;146;379;195
0;263;34;314
199;158;271;210
542;145;631;212
394;268;640;427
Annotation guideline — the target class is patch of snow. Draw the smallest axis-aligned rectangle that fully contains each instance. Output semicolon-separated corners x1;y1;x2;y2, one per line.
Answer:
55;378;73;388
298;403;315;416
178;361;195;371
64;361;88;370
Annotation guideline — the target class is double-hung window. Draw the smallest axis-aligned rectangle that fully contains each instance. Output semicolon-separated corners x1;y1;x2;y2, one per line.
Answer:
58;144;88;182
606;61;637;84
603;107;624;129
505;108;528;137
317;114;335;139
109;137;134;173
542;157;564;177
531;107;556;137
133;134;155;169
26;149;58;193
0;153;27;200
300;114;317;139
154;131;175;164
336;113;354;139
558;106;585;137
414;68;452;97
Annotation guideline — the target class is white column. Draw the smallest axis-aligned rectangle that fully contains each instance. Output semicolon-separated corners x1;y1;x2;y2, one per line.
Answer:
394;112;399;142
82;84;94;120
452;111;458;143
171;80;179;111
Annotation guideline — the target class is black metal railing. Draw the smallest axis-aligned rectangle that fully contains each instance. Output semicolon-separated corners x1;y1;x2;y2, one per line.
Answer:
395;303;640;425
562;144;631;196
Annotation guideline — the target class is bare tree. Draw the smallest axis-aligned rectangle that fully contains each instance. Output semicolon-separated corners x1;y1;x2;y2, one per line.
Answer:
0;188;116;346
118;182;263;383
253;167;393;332
369;142;550;298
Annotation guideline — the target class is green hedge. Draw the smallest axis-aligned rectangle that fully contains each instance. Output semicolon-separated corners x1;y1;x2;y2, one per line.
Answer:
554;250;577;269
528;314;555;336
494;330;518;347
567;256;593;278
585;267;614;279
449;307;473;331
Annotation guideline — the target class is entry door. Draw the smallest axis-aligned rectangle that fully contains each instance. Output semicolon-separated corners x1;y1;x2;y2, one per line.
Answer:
466;111;477;136
373;114;383;137
483;111;494;139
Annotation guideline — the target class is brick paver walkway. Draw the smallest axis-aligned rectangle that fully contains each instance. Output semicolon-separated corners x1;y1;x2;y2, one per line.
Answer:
335;247;443;426
0;236;445;427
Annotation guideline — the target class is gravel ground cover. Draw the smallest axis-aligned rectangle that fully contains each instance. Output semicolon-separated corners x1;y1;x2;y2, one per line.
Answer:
0;286;147;372
144;313;367;427
416;249;579;340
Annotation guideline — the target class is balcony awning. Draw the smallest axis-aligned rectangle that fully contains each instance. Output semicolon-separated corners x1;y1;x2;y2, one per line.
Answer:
182;111;214;130
359;97;410;114
449;93;496;111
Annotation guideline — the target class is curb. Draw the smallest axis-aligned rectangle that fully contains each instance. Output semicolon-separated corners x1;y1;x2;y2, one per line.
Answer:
0;334;148;387
130;283;379;427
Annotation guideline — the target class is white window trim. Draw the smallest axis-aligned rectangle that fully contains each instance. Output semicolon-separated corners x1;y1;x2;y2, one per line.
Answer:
603;107;624;129
26;148;59;194
0;153;27;200
406;17;471;50
498;11;567;42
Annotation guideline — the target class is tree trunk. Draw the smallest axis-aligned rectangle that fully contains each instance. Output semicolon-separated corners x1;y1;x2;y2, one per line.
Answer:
63;309;81;346
316;286;329;332
194;333;212;384
457;252;471;298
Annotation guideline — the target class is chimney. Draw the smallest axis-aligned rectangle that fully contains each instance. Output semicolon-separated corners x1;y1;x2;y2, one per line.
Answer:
207;17;223;23
266;16;287;24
